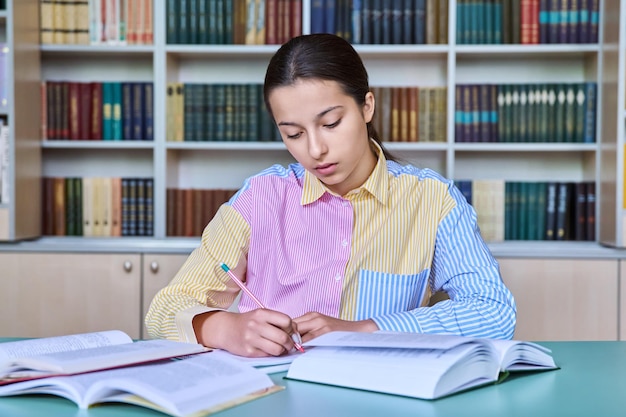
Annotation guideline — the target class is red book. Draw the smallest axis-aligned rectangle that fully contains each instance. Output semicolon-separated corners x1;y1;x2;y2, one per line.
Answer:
291;0;302;38
265;0;278;44
79;82;92;140
520;0;532;44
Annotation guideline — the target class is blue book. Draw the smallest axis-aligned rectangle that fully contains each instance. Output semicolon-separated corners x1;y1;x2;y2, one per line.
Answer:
311;0;325;33
325;0;337;35
143;83;154;141
111;82;122;140
353;0;363;43
121;83;133;140
414;0;425;44
582;82;596;143
132;82;145;141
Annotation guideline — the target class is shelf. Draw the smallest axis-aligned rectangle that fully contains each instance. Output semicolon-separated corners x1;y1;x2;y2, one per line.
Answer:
453;143;598;152
165;44;280;58
42;140;154;149
455;44;600;59
40;44;154;58
0;237;620;259
166;141;284;151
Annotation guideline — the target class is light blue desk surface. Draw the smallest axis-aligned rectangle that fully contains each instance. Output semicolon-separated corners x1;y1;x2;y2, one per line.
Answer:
0;341;624;417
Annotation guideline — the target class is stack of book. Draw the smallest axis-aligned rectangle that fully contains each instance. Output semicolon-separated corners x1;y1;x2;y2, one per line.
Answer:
166;188;238;237
42;81;154;141
40;0;154;45
42;177;154;237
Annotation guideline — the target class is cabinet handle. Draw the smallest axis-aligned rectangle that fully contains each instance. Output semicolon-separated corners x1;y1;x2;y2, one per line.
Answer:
123;261;133;272
150;261;159;273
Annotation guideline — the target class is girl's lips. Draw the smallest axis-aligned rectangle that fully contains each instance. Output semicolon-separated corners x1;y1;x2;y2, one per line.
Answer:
315;163;337;176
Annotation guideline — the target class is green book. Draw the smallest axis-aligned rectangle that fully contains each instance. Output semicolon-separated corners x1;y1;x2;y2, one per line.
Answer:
554;83;566;142
510;84;520;142
518;182;528;240
166;0;179;44
183;84;195;141
526;182;539;240
546;83;557;142
564;83;576;142
214;84;226;141
518;84;528;142
112;82;122;141
535;182;547;240
102;82;114;141
65;177;75;236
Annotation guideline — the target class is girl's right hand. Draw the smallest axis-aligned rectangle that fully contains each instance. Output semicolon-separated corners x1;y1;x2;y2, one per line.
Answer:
193;309;299;358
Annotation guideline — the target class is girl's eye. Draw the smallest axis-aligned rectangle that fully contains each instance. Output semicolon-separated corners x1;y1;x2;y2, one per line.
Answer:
286;132;302;139
324;119;340;129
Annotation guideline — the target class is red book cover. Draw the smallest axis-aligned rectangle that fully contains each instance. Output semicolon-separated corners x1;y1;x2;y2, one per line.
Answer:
78;82;92;140
520;0;532;44
291;0;302;38
265;0;278;44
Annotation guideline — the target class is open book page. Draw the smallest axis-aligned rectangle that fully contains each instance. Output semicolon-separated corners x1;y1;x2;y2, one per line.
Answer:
2;339;208;381
0;351;281;417
0;330;132;377
287;343;500;399
304;331;480;350
487;339;557;371
217;349;303;374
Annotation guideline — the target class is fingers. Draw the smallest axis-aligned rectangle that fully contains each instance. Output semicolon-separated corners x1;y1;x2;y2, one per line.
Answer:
233;309;300;357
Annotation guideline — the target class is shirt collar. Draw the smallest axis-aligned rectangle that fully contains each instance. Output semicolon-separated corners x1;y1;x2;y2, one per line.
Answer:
300;140;389;205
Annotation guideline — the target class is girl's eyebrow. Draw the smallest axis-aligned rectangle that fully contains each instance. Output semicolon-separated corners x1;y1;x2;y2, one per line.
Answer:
277;105;343;127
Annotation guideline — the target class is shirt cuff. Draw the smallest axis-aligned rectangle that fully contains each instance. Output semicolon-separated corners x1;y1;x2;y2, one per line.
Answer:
372;311;424;333
174;305;223;344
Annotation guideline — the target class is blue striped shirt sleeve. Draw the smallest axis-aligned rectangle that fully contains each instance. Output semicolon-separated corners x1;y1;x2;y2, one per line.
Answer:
372;182;517;339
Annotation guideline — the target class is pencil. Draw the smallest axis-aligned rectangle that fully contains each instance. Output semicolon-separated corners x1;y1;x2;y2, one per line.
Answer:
219;262;305;353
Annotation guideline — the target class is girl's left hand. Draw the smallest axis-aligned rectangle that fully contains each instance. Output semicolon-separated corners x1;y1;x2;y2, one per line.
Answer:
293;312;378;343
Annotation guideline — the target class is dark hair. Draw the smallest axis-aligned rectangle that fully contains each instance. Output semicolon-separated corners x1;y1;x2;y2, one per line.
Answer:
263;33;396;162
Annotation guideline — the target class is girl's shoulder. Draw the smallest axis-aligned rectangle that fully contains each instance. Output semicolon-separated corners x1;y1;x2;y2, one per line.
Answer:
387;161;452;185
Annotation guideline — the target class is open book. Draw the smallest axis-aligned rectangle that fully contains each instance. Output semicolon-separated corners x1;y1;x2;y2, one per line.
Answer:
286;331;558;400
0;330;207;384
0;350;281;417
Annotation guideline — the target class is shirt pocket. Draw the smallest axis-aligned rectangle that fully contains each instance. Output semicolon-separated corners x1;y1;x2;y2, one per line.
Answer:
354;269;430;320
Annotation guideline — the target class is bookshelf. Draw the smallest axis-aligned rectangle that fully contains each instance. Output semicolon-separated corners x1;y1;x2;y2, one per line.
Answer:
3;0;626;341
0;0;41;241
2;0;610;249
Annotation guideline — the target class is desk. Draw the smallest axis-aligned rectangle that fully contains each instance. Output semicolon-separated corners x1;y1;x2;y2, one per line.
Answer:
0;341;625;417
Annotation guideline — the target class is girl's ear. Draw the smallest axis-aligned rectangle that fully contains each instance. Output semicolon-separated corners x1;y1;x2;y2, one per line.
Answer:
363;91;375;123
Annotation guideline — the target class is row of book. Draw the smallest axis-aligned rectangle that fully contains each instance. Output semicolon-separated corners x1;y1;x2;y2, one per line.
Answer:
166;188;238;237
42;177;154;237
371;86;447;142
455;82;597;143
457;0;599;45
43;81;154;141
166;83;280;142
0;120;8;204
311;0;448;45
456;180;595;242
167;0;302;45
40;0;154;45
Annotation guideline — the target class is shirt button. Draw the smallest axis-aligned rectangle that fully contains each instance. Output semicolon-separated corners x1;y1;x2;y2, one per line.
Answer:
342;201;350;207
334;274;342;281
341;239;348;247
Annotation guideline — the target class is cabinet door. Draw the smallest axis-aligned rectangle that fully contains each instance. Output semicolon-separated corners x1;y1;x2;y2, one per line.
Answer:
0;253;141;338
498;258;618;341
141;253;189;339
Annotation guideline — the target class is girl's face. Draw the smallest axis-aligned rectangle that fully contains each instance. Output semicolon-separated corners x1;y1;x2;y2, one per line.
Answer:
268;79;377;196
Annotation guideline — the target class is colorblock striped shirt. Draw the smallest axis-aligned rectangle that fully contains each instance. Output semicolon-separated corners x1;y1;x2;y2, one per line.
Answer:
145;148;516;343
